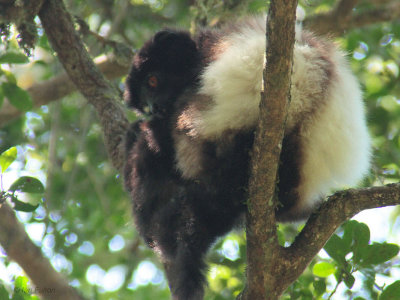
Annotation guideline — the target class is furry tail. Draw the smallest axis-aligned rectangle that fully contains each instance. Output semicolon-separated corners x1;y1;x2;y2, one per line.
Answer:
164;244;207;300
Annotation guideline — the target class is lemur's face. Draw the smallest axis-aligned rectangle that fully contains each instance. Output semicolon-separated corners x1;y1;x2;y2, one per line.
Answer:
124;30;201;116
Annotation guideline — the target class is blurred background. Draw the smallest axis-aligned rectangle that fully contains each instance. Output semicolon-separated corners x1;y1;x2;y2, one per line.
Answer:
1;0;400;299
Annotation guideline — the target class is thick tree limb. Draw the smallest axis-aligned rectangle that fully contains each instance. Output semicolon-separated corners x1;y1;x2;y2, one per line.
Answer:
350;2;400;30
0;1;129;298
38;0;129;173
336;0;358;15
0;0;44;51
0;55;132;128
279;184;400;287
243;0;400;298
0;0;45;23
0;202;86;300
244;1;298;300
303;0;400;36
241;184;400;296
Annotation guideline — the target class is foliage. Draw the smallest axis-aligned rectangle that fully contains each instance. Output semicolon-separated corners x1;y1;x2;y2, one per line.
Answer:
0;276;40;300
0;0;399;299
319;220;399;299
0;54;32;112
0;147;43;212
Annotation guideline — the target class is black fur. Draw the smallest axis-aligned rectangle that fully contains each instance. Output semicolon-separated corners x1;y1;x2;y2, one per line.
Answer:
124;119;252;299
124;30;201;115
124;30;255;299
124;29;303;299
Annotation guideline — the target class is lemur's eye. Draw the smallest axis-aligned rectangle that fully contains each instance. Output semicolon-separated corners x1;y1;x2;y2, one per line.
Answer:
148;75;158;88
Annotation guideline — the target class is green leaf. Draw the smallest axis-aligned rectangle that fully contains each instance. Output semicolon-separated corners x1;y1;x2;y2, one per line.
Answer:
12;276;29;300
344;273;355;289
1;82;32;111
9;176;45;194
380;281;400;300
0;285;10;300
10;196;39;212
353;222;371;247
324;234;348;264
342;221;356;245
2;69;17;84
312;262;336;277
0;52;29;64
360;243;399;266
351;221;371;263
342;221;370;249
313;279;326;296
342;221;369;246
0;147;17;173
14;276;29;291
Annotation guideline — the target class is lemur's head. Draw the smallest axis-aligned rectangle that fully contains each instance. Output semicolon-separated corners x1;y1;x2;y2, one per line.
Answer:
124;30;201;116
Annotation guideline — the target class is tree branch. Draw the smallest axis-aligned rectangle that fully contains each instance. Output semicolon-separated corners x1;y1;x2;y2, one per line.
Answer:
350;2;400;29
281;184;400;285
0;1;131;298
304;0;400;36
336;0;358;18
0;0;45;23
243;0;400;298
0;54;132;128
0;202;86;300
38;0;129;173
244;1;298;299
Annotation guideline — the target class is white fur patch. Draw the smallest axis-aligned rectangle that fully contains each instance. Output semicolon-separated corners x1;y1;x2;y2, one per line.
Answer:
296;53;371;210
192;16;371;211
197;18;266;138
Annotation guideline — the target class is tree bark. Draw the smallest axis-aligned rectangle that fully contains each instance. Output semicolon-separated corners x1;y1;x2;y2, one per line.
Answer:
38;0;129;173
244;1;298;299
0;202;86;300
303;0;400;36
0;55;132;128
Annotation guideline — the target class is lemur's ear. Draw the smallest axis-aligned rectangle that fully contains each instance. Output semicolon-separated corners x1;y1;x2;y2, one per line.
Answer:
152;30;181;43
150;30;199;73
152;30;196;49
